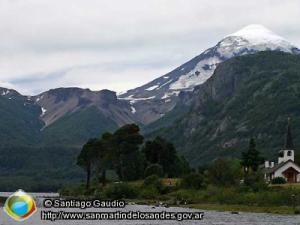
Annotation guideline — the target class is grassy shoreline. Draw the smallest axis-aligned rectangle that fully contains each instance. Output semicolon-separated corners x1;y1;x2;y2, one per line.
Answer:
125;199;299;215
60;179;300;215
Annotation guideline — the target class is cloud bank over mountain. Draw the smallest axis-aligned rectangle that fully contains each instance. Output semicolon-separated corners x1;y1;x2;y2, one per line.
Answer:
0;0;300;94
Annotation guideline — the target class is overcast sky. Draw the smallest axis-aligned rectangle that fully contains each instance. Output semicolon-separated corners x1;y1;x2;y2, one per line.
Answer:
0;0;300;95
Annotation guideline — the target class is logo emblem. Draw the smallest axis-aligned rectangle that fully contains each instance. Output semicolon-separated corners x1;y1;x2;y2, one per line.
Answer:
4;189;37;221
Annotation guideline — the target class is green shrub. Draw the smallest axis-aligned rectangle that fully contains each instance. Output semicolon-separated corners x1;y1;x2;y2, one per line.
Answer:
143;175;167;194
243;171;268;191
144;164;164;178
140;186;160;199
59;184;87;197
169;189;204;204
144;175;161;187
104;183;138;199
208;158;242;187
271;177;287;184
181;173;203;189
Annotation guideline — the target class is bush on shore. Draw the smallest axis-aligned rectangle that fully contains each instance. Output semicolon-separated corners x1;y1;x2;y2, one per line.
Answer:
272;177;287;184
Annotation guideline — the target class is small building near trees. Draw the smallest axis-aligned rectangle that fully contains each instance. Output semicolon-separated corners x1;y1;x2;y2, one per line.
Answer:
263;120;300;183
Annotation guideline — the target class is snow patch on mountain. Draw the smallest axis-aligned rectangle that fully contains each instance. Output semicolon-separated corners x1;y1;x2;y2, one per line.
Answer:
130;106;136;114
146;85;159;91
161;90;180;99
35;95;44;102
41;107;47;116
119;95;156;104
170;56;221;90
160;79;173;88
1;90;10;96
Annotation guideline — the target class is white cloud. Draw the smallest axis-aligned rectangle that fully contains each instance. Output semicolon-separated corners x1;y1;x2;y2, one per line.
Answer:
0;0;299;95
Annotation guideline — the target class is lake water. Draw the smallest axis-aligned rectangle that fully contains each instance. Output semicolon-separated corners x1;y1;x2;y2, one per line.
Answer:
0;193;299;225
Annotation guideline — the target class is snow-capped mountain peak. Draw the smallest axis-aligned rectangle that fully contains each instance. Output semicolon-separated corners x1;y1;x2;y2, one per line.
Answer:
227;24;286;43
119;25;300;124
216;24;298;60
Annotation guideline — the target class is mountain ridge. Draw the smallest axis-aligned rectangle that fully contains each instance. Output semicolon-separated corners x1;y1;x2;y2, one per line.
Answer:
33;87;135;128
1;25;299;128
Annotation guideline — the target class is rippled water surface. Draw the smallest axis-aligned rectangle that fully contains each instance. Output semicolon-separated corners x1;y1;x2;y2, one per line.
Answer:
0;193;299;225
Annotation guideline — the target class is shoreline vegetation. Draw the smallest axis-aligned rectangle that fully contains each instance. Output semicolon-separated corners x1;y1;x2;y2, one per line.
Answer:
184;203;296;215
59;124;300;215
0;193;298;215
1;191;299;215
60;180;300;215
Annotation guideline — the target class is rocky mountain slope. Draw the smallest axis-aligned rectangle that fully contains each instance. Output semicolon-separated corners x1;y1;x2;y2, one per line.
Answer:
0;87;136;146
119;25;300;124
34;88;135;128
144;51;300;166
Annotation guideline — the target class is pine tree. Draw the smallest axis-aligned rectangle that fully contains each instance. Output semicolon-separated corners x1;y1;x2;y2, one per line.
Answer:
241;138;263;173
111;124;144;181
77;138;98;190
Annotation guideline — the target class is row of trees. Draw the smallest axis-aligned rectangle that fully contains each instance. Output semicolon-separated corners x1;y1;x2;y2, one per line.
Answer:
182;138;266;190
78;122;266;190
77;124;190;189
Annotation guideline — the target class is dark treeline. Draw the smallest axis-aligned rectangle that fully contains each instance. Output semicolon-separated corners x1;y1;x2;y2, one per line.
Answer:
0;145;81;191
77;124;190;189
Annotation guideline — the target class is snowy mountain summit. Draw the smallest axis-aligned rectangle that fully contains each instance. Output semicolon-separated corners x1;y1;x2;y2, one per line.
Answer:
225;24;298;54
170;24;299;91
119;25;300;124
228;24;289;44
